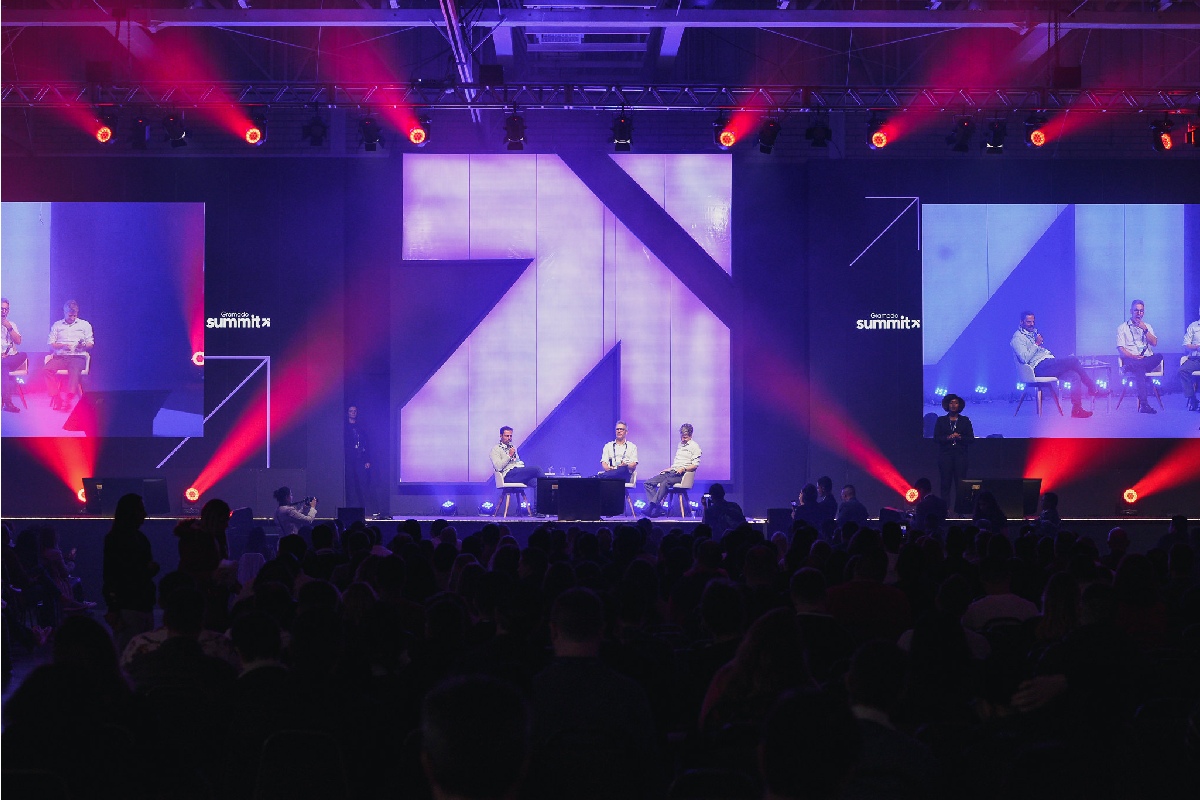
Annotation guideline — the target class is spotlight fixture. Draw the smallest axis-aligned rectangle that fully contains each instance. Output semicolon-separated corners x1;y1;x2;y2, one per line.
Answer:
713;114;736;150
478;500;496;515
131;116;150;150
163;114;188;148
1024;113;1048;147
76;487;88;506
1186;122;1199;147
983;119;1007;153
804;113;831;147
440;500;458;516
867;113;888;150
504;112;526;151
191;351;204;367
904;488;920;504
183;487;202;515
243;114;267;146
757;118;781;154
407;117;430;147
1118;487;1140;516
359;116;383;152
611;111;633;152
1150;118;1174;152
302;114;328;147
946;116;975;152
94;110;117;144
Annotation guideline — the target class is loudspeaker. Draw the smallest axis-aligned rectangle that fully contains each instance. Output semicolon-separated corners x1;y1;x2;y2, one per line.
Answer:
82;477;171;515
878;507;904;525
338;507;365;528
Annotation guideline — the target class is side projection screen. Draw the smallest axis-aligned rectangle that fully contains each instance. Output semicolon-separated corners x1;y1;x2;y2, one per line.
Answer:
922;203;1198;439
1;202;205;438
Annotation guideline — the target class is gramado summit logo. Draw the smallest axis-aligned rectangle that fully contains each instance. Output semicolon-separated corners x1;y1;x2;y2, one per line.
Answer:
206;311;271;329
856;312;921;330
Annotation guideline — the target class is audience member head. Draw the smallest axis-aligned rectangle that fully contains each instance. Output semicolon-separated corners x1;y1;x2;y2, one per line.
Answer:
847;640;908;718
799;483;818;506
200;498;232;531
311;523;335;551
789;568;828;613
273;486;291;506
816;476;833;498
230;610;283;665
113;493;147;528
708;483;726;500
421;675;531;800
548;587;605;657
700;579;745;640
914;477;933;498
760;688;861;800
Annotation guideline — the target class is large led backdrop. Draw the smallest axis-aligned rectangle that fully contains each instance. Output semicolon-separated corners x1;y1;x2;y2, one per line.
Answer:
396;154;731;482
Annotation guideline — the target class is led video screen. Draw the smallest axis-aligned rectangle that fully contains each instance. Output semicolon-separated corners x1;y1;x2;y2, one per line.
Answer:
1;202;204;438
922;203;1199;439
394;154;733;481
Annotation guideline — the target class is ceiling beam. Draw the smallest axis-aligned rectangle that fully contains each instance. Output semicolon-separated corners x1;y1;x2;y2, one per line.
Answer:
3;9;1200;32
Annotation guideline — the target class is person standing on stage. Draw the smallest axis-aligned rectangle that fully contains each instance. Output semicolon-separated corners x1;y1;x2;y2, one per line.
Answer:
933;394;974;509
490;426;542;486
597;420;639;481
642;423;701;517
1;297;26;413
345;404;377;514
1117;299;1165;415
1180;305;1200;412
1010;310;1108;419
44;299;93;411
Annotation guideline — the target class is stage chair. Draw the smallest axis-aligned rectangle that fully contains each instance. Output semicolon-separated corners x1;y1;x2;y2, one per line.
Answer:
663;470;697;518
493;470;529;517
1115;355;1164;410
1014;361;1063;417
1181;355;1200;404
623;469;638;516
42;351;91;400
7;358;28;408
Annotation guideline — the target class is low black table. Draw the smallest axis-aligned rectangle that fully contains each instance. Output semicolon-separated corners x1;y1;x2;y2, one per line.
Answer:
536;476;626;520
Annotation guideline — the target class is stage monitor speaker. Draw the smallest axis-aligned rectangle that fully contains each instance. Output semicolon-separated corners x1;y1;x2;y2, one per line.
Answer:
878;507;904;525
766;508;793;535
955;478;1041;519
82;477;171;515
230;507;254;528
338;507;366;529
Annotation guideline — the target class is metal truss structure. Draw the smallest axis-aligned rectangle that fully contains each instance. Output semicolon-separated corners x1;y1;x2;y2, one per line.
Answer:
4;81;1199;113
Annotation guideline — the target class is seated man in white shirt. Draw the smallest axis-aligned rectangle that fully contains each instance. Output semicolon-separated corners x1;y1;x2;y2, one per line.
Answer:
596;420;639;481
961;557;1039;631
43;299;94;411
642;423;701;517
1180;305;1200;412
1117;298;1165;415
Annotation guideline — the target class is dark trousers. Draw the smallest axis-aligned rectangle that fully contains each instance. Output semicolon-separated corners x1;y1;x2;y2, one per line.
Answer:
596;465;634;482
502;466;541;486
1123;353;1165;400
1034;356;1097;406
2;352;27;402
938;448;968;509
1180;357;1200;400
346;460;376;513
644;471;683;505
